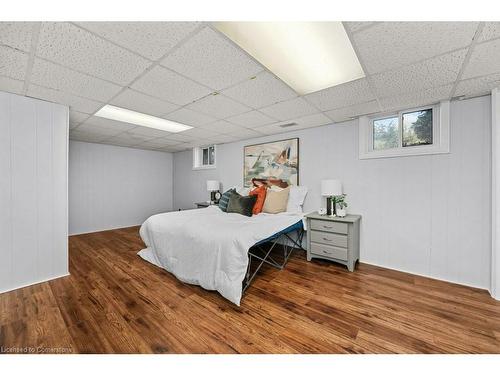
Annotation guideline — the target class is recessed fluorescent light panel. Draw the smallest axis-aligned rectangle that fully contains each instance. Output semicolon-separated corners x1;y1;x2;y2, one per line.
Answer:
94;105;192;133
214;22;365;95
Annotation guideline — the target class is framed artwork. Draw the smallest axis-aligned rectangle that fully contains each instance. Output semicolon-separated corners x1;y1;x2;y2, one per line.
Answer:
243;138;299;188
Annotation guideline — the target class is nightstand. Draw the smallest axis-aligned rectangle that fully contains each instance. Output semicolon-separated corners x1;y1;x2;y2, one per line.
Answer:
195;202;218;208
305;212;361;271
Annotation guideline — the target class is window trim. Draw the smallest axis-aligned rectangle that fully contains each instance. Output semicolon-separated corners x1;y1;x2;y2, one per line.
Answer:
359;101;450;160
193;144;217;170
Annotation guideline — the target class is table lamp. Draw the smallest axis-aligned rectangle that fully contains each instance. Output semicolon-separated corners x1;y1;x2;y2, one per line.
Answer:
206;180;220;204
321;179;342;217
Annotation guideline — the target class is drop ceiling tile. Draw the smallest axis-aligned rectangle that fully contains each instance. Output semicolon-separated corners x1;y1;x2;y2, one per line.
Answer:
135;138;182;150
221;71;297;109
207;133;239;144
251;123;285;136
354;22;477;74
462;38;500;79
182;140;213;148
0;76;24;95
150;137;182;146
181;127;221;139
83;116;137;132
37;22;150;85
227;127;263;140
0;22;36;52
30;58;122;102
379;84;453;112
76;122;125;137
292;112;332;128
111;89;179;117
186;94;251;119
455;73;500;97
163;107;215;127
259;97;319;121
113;131;157;143
325;100;380;122
304;78;374;111
69;110;89;126
477;22;500;42
161;26;264;90
131;65;211;105
69;129;109;143
127;126;173;138
0;46;28;80
103;136;143;147
156;144;188;153
27;84;104;114
371;49;467;98
343;22;377;34
77;22;201;60
257;113;332;135
163;132;198;142
226;110;277;128
200;120;243;134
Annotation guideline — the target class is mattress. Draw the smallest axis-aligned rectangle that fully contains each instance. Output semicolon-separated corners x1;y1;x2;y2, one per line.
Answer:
138;206;304;305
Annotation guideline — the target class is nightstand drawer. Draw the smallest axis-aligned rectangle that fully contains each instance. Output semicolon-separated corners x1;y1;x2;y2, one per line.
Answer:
310;242;348;261
310;220;348;234
310;231;348;248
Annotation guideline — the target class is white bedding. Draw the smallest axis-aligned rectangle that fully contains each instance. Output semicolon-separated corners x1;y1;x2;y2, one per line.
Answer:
138;205;304;305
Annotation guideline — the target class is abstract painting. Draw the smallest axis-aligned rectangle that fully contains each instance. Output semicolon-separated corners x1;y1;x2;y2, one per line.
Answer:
243;138;299;187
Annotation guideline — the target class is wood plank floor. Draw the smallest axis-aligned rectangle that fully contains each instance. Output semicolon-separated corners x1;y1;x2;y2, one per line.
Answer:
1;226;500;354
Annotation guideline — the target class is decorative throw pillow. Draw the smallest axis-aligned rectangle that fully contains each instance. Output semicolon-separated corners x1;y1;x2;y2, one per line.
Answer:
262;187;290;214
286;186;308;213
249;185;267;215
227;193;257;217
218;188;236;212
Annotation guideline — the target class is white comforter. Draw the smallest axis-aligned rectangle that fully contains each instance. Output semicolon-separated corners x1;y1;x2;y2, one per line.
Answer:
138;205;303;305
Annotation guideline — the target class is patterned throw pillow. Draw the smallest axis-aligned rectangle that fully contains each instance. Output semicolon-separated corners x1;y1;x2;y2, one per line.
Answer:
218;188;235;212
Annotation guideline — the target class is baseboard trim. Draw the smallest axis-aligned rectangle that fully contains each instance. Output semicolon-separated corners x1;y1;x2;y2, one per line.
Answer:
360;259;490;293
69;225;141;236
0;273;70;295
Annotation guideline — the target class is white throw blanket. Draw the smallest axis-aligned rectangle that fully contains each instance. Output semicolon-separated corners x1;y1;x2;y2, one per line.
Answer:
138;206;303;305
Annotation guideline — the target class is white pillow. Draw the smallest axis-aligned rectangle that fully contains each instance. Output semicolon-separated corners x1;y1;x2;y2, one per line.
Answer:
286;186;308;213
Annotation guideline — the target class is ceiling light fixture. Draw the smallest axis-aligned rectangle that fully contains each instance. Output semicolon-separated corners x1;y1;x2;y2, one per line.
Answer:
214;22;365;95
94;105;192;133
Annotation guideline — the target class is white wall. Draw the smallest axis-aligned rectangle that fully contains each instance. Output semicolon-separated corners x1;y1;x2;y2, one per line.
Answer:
69;141;173;235
492;88;500;299
0;91;69;294
173;96;492;290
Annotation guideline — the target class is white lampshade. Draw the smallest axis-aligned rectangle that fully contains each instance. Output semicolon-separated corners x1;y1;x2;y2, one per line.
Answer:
321;179;342;196
206;180;220;192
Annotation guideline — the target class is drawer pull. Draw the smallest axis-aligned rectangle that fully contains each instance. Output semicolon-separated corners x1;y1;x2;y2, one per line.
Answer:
323;237;332;241
322;250;332;255
323;225;332;229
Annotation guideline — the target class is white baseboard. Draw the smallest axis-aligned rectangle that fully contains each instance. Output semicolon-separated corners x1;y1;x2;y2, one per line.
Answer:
0;273;70;295
360;259;490;294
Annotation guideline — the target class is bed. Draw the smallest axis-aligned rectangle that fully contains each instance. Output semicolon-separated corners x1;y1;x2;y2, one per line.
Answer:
138;205;304;305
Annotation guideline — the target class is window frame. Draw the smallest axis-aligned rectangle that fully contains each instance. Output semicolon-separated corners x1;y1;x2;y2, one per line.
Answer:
193;144;217;170
359;101;450;160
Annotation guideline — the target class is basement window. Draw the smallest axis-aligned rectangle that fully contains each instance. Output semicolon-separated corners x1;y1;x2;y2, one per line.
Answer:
359;101;450;159
193;145;216;170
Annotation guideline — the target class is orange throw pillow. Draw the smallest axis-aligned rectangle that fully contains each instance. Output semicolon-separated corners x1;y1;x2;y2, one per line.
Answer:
249;186;267;215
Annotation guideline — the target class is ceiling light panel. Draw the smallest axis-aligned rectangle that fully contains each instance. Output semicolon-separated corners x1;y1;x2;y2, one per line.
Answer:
214;22;365;95
95;105;192;133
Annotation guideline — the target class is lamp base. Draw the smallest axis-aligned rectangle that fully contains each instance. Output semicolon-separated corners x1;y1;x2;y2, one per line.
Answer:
326;196;337;217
